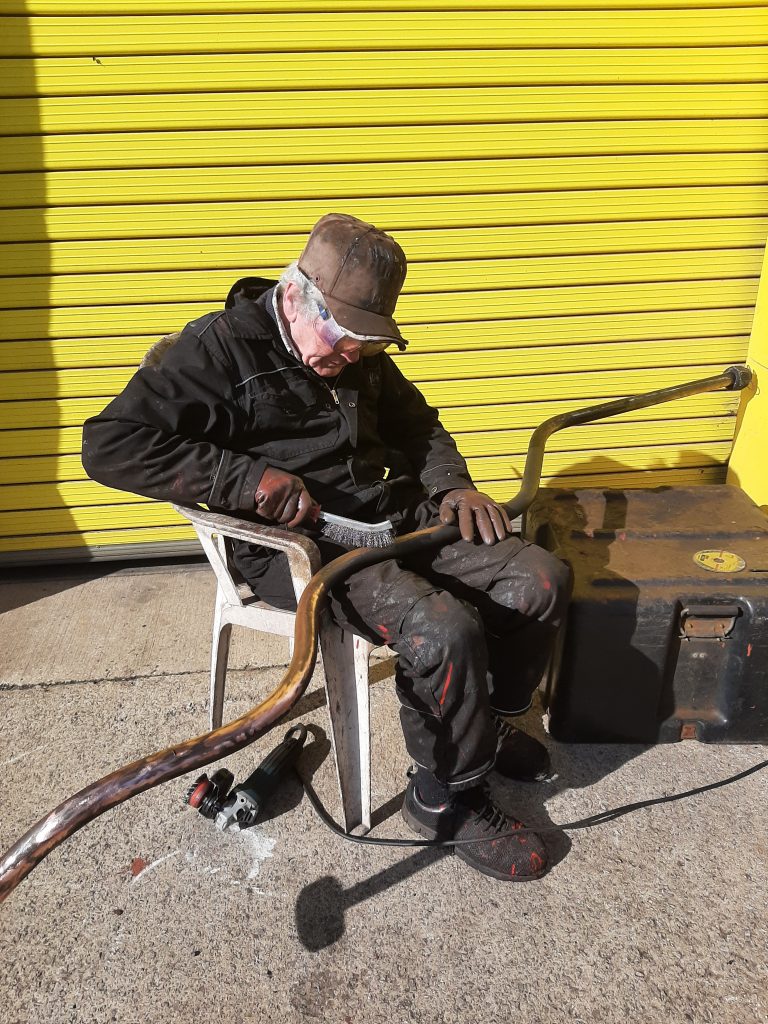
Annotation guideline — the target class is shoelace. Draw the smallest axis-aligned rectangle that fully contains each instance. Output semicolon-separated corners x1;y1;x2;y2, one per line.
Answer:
494;717;516;743
467;793;513;836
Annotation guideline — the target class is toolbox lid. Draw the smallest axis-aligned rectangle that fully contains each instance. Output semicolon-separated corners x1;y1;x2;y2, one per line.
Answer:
527;485;768;593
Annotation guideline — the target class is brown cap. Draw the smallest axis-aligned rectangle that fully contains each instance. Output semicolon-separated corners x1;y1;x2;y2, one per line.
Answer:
298;213;408;349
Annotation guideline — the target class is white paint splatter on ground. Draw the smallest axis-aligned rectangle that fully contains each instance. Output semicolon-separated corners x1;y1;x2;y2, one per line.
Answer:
183;832;276;889
130;849;181;882
2;745;49;767
236;827;277;880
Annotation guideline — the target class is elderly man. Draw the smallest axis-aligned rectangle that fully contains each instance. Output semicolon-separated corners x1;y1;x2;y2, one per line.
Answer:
82;213;570;882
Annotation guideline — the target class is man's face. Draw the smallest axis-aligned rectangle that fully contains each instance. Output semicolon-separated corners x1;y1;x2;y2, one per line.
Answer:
291;315;365;378
282;282;365;377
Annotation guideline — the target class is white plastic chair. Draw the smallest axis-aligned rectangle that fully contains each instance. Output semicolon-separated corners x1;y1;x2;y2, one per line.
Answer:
173;503;381;834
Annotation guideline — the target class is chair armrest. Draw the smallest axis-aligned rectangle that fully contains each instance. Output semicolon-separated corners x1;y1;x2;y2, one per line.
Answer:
172;502;322;576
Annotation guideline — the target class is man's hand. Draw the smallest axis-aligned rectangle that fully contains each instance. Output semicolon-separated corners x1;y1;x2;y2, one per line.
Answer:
439;488;512;545
255;466;317;528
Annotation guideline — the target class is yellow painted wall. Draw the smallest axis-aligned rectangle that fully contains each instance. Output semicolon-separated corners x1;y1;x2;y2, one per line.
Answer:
1;1;766;557
727;246;768;509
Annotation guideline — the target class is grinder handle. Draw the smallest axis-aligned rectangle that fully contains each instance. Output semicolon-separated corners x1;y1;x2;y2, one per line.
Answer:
239;724;308;803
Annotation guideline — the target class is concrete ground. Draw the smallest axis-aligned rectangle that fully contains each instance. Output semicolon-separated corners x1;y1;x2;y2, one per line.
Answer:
0;560;766;1024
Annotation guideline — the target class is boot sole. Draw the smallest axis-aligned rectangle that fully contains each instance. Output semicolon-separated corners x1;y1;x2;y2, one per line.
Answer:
401;799;440;841
401;801;549;883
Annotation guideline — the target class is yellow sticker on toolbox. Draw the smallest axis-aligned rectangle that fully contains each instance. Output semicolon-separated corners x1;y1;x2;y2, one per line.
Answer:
693;550;746;573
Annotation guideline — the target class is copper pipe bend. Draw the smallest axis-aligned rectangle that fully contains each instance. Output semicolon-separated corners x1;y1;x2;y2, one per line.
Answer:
0;523;456;903
0;366;751;902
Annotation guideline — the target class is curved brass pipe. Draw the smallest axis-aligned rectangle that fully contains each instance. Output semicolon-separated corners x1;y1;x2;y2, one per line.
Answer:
0;523;456;903
0;365;751;903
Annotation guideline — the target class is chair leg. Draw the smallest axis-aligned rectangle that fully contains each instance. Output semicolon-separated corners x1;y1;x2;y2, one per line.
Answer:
352;634;374;829
319;614;372;835
210;606;232;731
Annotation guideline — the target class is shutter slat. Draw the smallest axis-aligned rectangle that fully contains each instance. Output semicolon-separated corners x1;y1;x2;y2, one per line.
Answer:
5;188;767;242
5;154;768;208
2;48;766;97
4;12;767;58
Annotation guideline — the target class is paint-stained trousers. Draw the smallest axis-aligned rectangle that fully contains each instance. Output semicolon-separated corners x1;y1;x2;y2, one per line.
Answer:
234;528;571;790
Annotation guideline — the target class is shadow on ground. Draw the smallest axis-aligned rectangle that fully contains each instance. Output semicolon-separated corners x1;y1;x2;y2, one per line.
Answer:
287;671;647;952
0;556;207;614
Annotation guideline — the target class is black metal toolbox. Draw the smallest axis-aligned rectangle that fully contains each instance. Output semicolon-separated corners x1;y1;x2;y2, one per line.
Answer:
526;485;768;743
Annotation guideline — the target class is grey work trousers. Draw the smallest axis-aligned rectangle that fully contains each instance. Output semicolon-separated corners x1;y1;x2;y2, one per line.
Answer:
234;529;571;789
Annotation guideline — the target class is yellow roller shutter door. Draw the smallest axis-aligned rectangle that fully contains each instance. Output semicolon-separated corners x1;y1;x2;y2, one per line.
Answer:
0;2;766;558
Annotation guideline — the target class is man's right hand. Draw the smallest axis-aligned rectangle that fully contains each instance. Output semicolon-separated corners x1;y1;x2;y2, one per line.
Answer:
254;466;317;528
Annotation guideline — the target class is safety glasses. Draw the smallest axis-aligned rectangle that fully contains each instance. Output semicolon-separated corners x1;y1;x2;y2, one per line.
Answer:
313;305;392;358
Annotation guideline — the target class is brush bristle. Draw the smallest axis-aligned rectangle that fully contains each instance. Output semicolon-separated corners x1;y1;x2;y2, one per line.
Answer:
319;521;396;548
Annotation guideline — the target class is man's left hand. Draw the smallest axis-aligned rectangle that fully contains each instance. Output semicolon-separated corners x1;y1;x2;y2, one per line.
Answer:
438;489;513;545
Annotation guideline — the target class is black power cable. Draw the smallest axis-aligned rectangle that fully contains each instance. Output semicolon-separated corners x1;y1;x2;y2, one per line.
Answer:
295;758;768;848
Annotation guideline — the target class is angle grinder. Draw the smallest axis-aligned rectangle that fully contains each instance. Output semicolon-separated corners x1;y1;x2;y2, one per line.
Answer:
185;724;308;831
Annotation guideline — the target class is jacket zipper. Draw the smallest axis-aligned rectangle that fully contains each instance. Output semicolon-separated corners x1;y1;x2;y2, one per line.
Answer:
299;363;345;405
322;365;345;405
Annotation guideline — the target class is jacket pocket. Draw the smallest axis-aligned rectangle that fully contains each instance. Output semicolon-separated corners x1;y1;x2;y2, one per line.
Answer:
250;390;341;461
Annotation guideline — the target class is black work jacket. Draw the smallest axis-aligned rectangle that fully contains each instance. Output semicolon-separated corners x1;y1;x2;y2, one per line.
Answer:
82;278;474;529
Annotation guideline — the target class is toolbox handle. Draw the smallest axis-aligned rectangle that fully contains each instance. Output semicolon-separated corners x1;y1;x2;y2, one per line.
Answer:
679;604;742;639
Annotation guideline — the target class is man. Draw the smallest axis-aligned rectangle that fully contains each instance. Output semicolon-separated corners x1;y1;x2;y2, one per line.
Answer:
82;213;570;882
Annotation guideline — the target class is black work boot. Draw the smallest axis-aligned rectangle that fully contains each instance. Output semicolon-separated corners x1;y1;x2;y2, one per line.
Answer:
492;714;554;783
401;773;549;881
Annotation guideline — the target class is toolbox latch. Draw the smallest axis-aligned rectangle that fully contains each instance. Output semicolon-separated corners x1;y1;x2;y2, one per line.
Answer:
679;604;741;640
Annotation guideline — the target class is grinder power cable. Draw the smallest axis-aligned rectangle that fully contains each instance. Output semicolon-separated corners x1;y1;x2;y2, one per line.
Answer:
0;365;755;903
